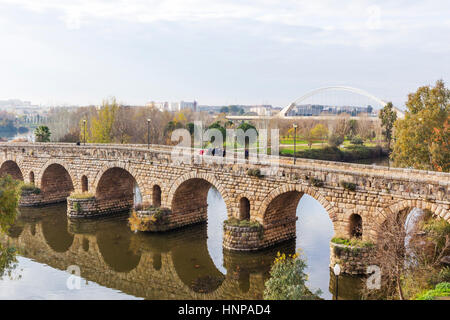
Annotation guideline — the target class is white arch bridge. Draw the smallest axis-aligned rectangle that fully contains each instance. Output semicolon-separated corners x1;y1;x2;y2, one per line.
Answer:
226;86;405;121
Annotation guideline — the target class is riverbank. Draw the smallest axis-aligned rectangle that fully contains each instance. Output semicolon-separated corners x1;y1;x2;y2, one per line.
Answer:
280;145;388;162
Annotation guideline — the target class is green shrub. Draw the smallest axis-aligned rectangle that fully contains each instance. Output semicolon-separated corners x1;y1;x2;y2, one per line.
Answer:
281;145;384;162
328;134;345;148
350;136;364;145
421;218;450;251
224;217;262;229
340;181;357;191
416;282;450;300
73;202;81;213
20;183;41;195
331;237;374;248
264;252;322;300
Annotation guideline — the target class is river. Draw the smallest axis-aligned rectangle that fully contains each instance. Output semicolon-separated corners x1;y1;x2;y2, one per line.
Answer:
0;189;362;300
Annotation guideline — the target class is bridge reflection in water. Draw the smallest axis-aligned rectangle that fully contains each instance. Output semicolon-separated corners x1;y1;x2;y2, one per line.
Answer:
3;203;362;300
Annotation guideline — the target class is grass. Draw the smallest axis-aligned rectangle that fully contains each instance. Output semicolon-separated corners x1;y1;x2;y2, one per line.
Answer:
415;282;450;300
331;237;374;248
69;192;95;199
20;183;41;195
224;217;262;229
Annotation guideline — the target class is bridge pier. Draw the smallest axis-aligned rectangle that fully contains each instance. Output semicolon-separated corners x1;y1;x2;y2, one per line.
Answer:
67;196;134;218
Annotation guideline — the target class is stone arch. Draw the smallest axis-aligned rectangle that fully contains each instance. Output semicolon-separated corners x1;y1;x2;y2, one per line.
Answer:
0;159;24;181
39;161;75;203
258;184;336;223
166;172;231;215
95;167;138;207
37;159;77;190
376;200;450;225
257;183;337;247
92;162;146;197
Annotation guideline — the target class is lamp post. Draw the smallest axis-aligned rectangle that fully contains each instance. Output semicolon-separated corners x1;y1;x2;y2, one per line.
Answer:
147;119;151;149
333;263;341;300
83;120;86;146
293;124;298;164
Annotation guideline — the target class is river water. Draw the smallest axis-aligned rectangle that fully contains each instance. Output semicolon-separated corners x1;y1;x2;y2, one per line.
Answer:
0;189;362;300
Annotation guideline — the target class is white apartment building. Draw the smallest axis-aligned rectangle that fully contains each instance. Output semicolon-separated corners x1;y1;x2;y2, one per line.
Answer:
147;100;197;112
249;105;272;116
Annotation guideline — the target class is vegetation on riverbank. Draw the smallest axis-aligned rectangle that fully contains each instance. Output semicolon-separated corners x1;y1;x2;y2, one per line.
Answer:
391;80;449;172
365;211;450;300
281;145;386;162
0;176;21;278
264;252;322;300
415;282;450;300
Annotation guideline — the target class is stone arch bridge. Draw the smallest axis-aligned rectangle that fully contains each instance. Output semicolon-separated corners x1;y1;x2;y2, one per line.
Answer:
1;142;448;251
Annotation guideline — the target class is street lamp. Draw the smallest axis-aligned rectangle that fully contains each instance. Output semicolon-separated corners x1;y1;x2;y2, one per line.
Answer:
147;119;151;149
293;124;298;164
333;263;341;300
83;120;87;146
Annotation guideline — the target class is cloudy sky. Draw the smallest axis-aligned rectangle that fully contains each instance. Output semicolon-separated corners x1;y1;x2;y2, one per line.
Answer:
0;0;449;108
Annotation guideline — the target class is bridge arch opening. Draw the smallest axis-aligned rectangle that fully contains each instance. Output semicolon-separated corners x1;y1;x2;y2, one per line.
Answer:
349;214;363;239
95;167;141;213
0;160;24;181
239;197;250;220
262;189;334;299
81;175;88;192
29;171;35;185
152;185;161;207
41;163;74;203
171;177;229;276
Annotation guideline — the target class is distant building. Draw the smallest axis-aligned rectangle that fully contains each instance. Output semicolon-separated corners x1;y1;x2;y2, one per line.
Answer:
290;104;375;117
147;100;197;112
249;105;272;116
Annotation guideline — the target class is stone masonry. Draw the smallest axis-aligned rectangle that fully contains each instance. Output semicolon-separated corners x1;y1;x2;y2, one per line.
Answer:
1;142;449;251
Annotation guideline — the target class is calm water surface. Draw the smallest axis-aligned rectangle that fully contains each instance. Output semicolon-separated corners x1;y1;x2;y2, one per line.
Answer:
0;189;361;300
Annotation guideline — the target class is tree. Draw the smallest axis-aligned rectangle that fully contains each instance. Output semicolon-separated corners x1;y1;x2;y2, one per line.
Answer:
186;122;195;136
364;209;450;300
237;122;257;134
328;134;344;148
208;121;226;141
88;98;118;143
392;80;449;172
379;102;397;151
310;124;328;145
0;175;21;279
34;125;51;142
299;120;316;149
264;252;321;300
0;175;21;233
348;119;358;139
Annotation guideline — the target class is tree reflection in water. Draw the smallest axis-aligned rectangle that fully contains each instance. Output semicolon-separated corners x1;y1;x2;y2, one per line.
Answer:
0;176;21;279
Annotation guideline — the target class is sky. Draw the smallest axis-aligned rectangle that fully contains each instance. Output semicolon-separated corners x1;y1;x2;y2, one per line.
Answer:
0;0;449;108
